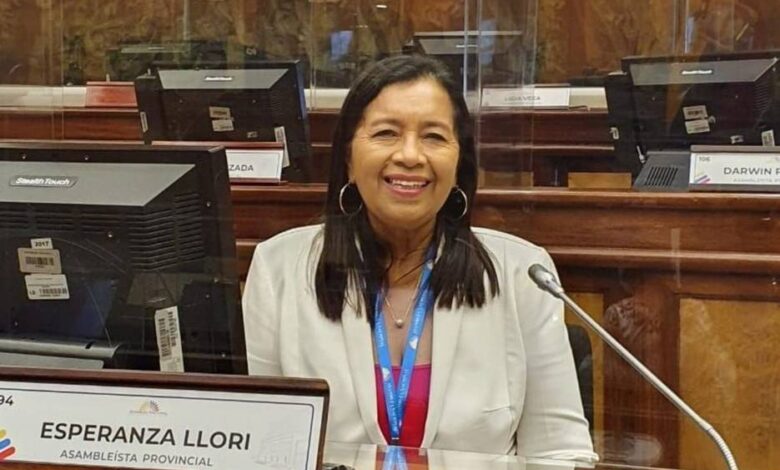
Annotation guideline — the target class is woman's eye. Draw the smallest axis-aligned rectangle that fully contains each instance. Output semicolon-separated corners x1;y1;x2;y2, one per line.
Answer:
424;133;447;142
373;130;397;138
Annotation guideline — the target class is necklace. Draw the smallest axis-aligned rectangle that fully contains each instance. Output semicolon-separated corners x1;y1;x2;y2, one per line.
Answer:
384;291;417;328
384;261;426;328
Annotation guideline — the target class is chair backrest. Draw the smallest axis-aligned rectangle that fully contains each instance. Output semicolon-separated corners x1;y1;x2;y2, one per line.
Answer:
566;324;594;434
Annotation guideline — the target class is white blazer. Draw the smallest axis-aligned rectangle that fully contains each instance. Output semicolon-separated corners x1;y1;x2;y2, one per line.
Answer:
242;225;597;463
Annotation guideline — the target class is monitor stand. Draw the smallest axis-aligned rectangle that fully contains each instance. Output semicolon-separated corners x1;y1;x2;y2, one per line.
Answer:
633;150;691;191
0;337;123;370
0;352;104;369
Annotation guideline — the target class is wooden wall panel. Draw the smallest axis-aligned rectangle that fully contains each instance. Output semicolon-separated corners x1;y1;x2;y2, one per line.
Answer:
679;298;780;470
535;0;585;83
580;0;677;75
406;0;465;32
57;0;184;83
3;0;780;86
251;0;309;63
681;0;780;55
566;293;606;457
0;0;60;85
601;276;680;468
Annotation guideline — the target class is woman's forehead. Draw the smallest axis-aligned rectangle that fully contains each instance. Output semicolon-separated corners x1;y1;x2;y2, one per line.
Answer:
362;78;455;126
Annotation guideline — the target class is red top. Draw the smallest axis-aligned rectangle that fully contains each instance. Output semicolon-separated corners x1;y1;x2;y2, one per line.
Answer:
374;364;431;448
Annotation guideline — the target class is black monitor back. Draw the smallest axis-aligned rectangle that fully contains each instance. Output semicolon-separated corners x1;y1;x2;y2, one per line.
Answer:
134;63;311;182
606;51;780;176
407;31;524;87
0;142;245;374
106;41;227;82
630;57;779;147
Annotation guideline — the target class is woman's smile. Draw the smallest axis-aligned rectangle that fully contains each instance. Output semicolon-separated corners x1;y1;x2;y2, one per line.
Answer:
383;174;432;199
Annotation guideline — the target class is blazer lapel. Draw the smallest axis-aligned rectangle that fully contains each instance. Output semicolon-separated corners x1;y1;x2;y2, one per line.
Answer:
421;303;465;447
341;302;386;444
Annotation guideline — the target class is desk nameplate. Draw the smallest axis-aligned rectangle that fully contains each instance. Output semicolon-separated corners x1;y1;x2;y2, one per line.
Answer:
0;379;325;470
226;148;284;182
481;86;571;109
690;146;780;192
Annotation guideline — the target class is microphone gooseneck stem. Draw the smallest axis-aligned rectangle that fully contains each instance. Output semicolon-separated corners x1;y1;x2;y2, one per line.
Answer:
528;264;738;470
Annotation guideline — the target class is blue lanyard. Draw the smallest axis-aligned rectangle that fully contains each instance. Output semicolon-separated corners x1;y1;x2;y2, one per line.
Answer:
374;258;434;444
383;445;408;470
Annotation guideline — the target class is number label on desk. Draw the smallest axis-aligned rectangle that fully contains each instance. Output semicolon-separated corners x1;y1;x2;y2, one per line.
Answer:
0;381;325;470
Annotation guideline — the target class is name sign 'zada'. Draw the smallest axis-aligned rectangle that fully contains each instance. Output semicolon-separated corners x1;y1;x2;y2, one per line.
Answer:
690;149;780;191
225;149;285;182
0;381;325;470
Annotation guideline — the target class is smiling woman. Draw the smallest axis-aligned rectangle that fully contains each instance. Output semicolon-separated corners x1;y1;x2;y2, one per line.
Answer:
242;55;597;463
349;78;460;244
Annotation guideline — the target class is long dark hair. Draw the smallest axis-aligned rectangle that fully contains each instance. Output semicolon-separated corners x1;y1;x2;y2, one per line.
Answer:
315;55;499;322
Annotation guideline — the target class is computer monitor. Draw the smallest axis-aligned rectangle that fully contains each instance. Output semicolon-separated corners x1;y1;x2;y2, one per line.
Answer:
0;141;245;374
406;31;524;88
134;61;311;182
106;41;228;82
606;50;780;186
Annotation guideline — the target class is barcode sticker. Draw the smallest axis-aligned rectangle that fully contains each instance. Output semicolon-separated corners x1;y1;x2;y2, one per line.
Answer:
762;130;776;146
212;118;235;132
274;126;291;168
139;111;149;133
25;274;70;300
685;119;711;135
683;105;708;120
209;106;232;119
154;306;185;372
18;248;62;274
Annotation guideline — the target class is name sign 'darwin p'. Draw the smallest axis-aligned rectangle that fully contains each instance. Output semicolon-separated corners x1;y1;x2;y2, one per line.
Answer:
0;368;328;470
689;145;780;192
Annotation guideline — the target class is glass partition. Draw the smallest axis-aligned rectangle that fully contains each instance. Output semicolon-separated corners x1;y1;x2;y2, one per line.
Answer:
0;1;65;139
3;2;777;89
308;1;477;105
0;3;779;470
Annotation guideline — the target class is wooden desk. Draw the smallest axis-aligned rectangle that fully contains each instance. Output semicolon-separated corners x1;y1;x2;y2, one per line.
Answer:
231;185;780;277
231;185;780;470
323;442;660;470
0;106;615;186
1;441;681;470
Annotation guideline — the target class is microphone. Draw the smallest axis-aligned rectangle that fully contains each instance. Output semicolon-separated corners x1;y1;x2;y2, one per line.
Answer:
528;263;738;470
